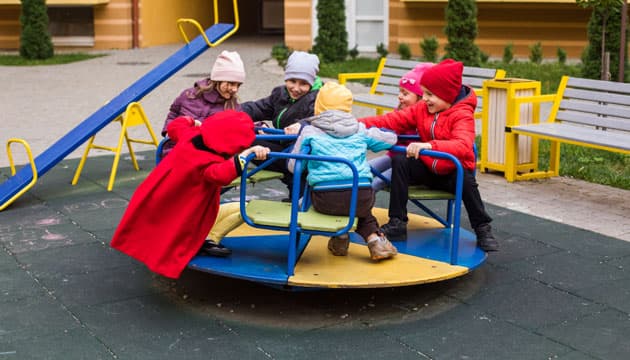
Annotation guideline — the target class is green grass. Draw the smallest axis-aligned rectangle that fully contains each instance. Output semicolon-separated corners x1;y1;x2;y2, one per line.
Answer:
326;57;628;190
0;53;106;66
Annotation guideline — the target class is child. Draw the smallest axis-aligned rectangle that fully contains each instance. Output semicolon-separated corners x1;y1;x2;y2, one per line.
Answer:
369;63;432;191
160;50;246;157
359;59;499;252
288;82;399;260
242;51;322;197
111;110;270;279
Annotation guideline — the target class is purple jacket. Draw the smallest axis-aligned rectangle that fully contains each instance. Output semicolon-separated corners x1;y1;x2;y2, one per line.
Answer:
161;79;242;136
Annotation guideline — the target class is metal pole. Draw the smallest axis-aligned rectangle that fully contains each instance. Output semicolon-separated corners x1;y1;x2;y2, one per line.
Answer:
619;0;627;82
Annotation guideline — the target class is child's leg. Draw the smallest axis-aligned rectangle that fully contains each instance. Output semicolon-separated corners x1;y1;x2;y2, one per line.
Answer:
209;202;243;243
369;155;392;191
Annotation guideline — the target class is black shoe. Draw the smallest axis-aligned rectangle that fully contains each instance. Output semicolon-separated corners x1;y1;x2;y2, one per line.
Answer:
380;217;407;240
474;223;499;252
200;240;232;257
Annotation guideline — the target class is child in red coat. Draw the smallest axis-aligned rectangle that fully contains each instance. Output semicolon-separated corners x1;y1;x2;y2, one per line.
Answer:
111;110;269;278
359;59;499;252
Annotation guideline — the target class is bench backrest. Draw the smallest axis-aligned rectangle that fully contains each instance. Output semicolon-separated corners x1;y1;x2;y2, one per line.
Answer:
553;76;630;132
371;57;505;96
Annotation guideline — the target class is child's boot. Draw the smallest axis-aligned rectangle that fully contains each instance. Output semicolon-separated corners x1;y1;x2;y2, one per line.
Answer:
328;234;350;256
474;223;499;252
200;239;232;257
367;233;398;260
380;217;407;240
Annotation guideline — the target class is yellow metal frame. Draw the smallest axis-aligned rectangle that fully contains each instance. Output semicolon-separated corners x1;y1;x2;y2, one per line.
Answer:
72;102;159;191
0;139;37;211
480;78;544;178
176;0;239;47
503;76;565;182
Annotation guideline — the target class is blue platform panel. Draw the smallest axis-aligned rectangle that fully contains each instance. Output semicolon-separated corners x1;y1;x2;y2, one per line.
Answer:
0;23;234;208
187;233;312;285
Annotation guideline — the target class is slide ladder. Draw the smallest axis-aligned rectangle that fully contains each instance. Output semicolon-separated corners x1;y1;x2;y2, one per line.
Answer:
0;0;239;211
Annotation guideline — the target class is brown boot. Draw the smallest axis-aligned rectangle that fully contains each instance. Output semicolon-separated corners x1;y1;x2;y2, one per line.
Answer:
328;234;350;256
367;233;398;260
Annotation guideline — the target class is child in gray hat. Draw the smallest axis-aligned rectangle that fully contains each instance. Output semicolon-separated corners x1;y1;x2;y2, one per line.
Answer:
242;51;322;200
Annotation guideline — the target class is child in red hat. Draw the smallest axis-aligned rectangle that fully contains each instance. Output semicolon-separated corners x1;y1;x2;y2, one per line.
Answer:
111;110;270;278
359;59;498;252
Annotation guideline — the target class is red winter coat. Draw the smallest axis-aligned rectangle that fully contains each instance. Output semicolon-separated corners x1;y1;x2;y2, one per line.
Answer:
360;86;477;174
111;111;255;278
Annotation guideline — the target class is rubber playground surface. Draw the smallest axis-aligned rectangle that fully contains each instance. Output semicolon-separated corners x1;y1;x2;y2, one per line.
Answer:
2;152;630;359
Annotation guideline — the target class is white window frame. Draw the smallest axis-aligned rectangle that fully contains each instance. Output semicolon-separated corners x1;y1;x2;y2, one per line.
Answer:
312;0;388;53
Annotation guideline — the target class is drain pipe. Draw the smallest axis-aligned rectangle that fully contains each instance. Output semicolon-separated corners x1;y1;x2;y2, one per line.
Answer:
131;0;139;48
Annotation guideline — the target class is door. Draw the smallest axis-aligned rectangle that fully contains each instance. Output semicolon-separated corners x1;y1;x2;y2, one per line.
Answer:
311;0;388;53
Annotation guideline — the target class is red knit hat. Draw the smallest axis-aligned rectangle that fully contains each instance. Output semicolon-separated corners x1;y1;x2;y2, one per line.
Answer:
399;63;433;96
420;59;463;104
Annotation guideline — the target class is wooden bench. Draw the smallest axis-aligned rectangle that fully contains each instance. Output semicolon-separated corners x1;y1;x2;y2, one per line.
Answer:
505;75;630;182
337;57;506;118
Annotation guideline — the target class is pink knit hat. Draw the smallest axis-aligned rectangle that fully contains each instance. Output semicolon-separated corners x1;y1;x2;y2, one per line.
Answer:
399;63;433;96
210;50;246;83
420;59;463;104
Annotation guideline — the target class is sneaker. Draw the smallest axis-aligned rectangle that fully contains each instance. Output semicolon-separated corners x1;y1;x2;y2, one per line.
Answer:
380;217;407;240
328;234;350;256
200;239;232;257
367;234;398;261
474;223;499;252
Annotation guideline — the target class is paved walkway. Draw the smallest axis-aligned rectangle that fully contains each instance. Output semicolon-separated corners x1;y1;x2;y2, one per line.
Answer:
1;35;630;359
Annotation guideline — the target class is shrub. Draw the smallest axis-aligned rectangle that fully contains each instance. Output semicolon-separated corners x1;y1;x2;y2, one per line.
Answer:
271;43;290;67
19;0;53;60
376;43;388;58
502;43;514;64
420;36;439;62
557;48;567;64
312;0;348;62
443;0;481;66
529;42;543;64
398;43;412;60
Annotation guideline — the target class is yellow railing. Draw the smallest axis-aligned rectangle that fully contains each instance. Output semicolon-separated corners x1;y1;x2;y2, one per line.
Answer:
177;0;239;47
0;139;37;211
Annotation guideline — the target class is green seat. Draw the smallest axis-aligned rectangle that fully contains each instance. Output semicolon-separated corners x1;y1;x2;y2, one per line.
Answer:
246;199;357;232
407;185;454;200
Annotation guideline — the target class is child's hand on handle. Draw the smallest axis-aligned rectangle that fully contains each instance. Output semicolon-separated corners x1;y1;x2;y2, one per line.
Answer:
240;145;271;160
284;123;301;135
406;142;432;159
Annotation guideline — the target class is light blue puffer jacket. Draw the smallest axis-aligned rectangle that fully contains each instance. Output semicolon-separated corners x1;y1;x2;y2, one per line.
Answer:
288;110;397;190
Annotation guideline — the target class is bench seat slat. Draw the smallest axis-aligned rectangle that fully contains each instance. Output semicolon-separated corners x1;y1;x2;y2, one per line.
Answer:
560;98;630;120
353;94;399;109
563;88;630;107
374;84;400;96
512;123;630;152
555;110;630;132
567;77;630;94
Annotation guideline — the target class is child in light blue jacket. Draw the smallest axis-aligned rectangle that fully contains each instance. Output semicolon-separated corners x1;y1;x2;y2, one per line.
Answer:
288;82;398;261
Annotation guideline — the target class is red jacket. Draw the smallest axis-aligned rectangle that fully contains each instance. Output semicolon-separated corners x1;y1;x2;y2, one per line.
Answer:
361;86;477;174
111;111;254;278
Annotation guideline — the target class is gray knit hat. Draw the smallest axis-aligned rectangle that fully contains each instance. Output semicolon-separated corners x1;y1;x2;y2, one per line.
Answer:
283;51;320;86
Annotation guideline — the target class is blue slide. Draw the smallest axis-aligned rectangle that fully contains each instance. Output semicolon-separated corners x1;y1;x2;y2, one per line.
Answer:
0;23;234;209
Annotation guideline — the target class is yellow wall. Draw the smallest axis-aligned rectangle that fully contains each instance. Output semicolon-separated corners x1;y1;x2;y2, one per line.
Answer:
389;0;592;59
284;0;596;60
139;0;214;48
284;0;312;51
94;0;132;49
0;5;20;49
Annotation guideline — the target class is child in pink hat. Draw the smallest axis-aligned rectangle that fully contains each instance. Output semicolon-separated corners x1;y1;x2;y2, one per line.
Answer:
159;50;246;158
369;62;433;191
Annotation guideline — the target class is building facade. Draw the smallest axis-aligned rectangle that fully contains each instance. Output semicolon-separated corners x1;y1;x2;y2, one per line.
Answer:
0;0;610;60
